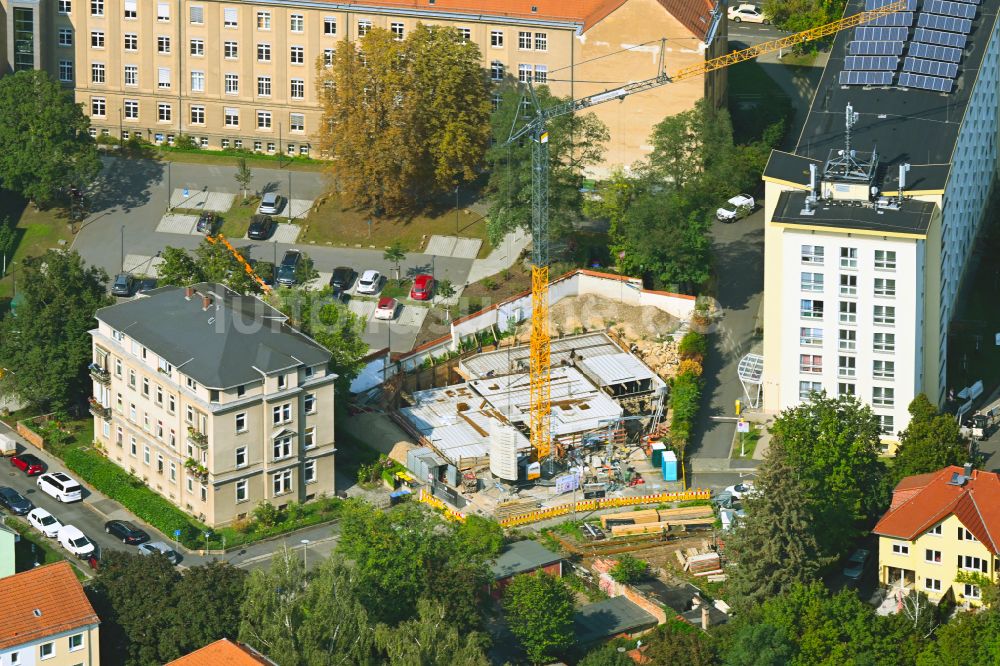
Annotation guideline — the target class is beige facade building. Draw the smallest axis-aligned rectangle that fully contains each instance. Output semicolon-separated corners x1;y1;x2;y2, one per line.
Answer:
0;0;725;175
90;283;337;528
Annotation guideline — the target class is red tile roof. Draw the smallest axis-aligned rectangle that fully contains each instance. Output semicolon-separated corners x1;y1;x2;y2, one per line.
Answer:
165;639;276;666
874;466;1000;554
0;561;99;651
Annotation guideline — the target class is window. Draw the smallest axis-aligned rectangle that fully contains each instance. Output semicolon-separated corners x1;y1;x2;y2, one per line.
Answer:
304;459;316;483
874;249;896;270
257;110;272;129
59;61;74;82
158;68;171;89
124;33;138;51
323;49;334;66
872;387;894;406
534;65;548;83
891;543;909;555
273;469;292;495
839;274;857;296
491;30;504;47
290;46;304;64
225;74;239;94
799;381;822;400
91;31;105;48
839;301;856;325
300;145;309;156
304;367;315;379
491;61;505;81
224;7;238;27
518;64;532;83
927;524;942;536
236;479;248;503
875;278;896;297
839;329;856;352
190;39;204;56
69;634;83;651
290;113;304;132
800;299;824;319
129;436;137;455
290;13;303;32
873;333;895;352
391;22;404;40
964;583;982;599
358;19;372;36
873;305;896;325
91;97;106;117
168;394;176;414
59;29;73;47
304;426;316;449
799;354;822;373
257;11;271;30
801;272;824;292
958;527;979;542
304;393;316;413
191;71;204;92
59;1;72;13
840;247;858;269
924;578;941;592
800;327;822;346
91;0;104;17
878;414;894;435
277;374;287;390
141;377;149;397
235;446;248;468
232;413;247;434
254;140;262;151
873;360;895;379
925;549;942;563
157;2;170;21
838;356;856;379
124;65;137;86
158;103;171;122
190;105;205;124
290;79;304;99
519;31;532;49
225;41;238;59
457;27;471;43
257;43;271;62
960;555;988;572
535;32;548;50
257;76;271;96
225;107;239;127
324;17;337;35
123;0;136;18
40;642;54;658
157;36;171;54
272;404;291;424
838;382;855;396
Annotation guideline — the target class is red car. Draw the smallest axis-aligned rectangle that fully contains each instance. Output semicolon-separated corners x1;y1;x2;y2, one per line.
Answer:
410;274;434;301
10;453;45;476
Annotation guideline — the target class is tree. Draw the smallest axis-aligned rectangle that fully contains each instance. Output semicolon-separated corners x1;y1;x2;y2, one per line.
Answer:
383;241;406;282
579;645;635;666
502;572;575;664
0;250;111;412
916;608;1000;666
437;279;457;319
0;216;15;270
235;158;253;203
154;241;261;295
156;246;201;287
450;515;504;562
891;394;971;484
762;0;846;35
726;440;826;611
609;554;648;584
485;83;609;245
640;620;716;666
375;598;490;666
721;622;796;666
0;70;101;206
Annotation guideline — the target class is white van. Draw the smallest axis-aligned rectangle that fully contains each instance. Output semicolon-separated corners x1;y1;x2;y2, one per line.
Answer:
57;525;95;558
37;472;83;503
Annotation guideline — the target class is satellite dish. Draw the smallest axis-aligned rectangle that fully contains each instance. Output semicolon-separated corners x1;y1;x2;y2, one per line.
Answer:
838;150;845;156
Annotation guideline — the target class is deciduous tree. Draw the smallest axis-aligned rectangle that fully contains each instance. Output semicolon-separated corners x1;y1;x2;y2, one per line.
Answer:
155;241;261;295
383;241;406;282
375;598;490;666
640;620;716;666
502;572;575;664
891;394;971;484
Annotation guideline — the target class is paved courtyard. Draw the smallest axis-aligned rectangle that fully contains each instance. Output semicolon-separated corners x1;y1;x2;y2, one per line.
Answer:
170;189;235;212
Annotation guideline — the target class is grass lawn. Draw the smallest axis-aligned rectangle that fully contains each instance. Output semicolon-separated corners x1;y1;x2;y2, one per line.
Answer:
153;147;325;172
732;424;762;459
0;194;75;303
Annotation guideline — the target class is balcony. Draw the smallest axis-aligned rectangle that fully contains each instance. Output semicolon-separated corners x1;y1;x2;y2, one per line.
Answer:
187;426;208;449
88;397;111;420
89;363;111;385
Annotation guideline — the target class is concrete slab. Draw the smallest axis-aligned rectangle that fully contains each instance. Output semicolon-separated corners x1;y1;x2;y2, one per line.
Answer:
155;213;199;235
272;223;301;243
425;235;483;259
123;254;165;277
348;299;376;321
170;189;234;212
396;304;429;328
288;198;314;219
452;237;483;259
425;235;457;256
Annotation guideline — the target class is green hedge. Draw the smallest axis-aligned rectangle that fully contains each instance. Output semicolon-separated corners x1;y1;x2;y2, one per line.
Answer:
669;370;702;451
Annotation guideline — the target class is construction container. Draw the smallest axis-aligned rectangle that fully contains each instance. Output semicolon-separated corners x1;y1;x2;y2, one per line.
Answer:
650;442;667;468
662;450;678;481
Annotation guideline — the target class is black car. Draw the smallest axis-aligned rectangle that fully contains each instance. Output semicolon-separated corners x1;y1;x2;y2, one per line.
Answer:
276;250;302;287
330;266;355;291
247;214;276;240
104;519;150;545
196;212;218;234
0;486;34;515
111;273;135;297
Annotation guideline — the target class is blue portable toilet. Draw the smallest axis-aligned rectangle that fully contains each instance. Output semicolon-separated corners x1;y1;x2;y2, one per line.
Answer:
662;451;678;482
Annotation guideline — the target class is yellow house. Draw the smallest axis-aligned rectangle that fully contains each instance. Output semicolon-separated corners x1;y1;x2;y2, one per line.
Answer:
873;465;1000;607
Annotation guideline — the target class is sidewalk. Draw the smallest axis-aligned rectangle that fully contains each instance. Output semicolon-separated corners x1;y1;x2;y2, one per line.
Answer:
465;228;530;285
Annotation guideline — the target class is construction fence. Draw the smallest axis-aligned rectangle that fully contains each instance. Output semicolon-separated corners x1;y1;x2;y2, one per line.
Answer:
497;489;712;527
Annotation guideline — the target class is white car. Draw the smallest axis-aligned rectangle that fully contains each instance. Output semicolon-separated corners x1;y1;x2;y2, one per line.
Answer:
728;4;769;23
57;525;95;558
724;481;756;500
716;194;755;222
356;270;382;295
27;508;62;538
37;471;83;503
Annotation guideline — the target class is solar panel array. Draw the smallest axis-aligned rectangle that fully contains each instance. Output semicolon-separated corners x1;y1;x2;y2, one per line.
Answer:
842;0;977;90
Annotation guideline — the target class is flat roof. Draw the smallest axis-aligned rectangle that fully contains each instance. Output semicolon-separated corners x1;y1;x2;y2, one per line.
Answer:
399;384;498;462
580;352;665;388
573;597;658;644
771;190;936;235
460;332;622;379
490;540;563;579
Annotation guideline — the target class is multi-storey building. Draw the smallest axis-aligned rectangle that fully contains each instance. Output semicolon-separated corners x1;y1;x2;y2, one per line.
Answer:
0;561;102;666
0;0;726;175
89;283;337;527
873;465;1000;607
760;0;1000;442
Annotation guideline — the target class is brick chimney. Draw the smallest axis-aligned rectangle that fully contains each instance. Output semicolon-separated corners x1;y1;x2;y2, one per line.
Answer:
202;295;212;310
701;604;710;630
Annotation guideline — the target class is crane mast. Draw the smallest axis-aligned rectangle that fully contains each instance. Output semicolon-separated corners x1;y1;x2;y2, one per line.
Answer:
506;0;906;464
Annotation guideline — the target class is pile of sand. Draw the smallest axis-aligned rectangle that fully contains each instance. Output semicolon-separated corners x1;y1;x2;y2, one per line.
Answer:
545;294;680;341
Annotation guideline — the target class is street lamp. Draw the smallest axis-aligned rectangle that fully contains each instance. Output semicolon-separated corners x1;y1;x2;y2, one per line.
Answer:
300;539;310;568
120;225;125;273
454;185;460;235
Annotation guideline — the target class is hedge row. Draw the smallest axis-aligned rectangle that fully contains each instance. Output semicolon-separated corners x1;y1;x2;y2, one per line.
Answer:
669;331;707;452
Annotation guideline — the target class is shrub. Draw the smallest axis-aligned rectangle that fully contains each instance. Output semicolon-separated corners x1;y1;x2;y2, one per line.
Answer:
481;277;497;291
677;331;707;361
669;370;702;453
173;134;199;151
677;358;703;377
609;554;648;583
252;501;281;528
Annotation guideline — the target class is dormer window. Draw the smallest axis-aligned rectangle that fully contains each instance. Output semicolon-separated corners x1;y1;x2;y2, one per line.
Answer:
277;374;287;390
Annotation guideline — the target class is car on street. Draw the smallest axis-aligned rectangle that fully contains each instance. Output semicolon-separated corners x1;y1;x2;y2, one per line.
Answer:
57;525;96;559
105;519;150;545
196;212;218;234
37;472;83;503
10;452;45;476
716;194;755;222
374;296;398;320
27;508;62;538
728;3;769;23
0;487;33;515
247;214;276;240
410;274;435;301
136;278;158;294
330;266;355;291
276;250;302;287
356;270;382;295
139;541;181;565
723;481;756;500
111;273;136;297
843;548;871;581
258;192;284;215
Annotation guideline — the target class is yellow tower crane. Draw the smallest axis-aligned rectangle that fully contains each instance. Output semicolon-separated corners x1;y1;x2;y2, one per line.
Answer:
504;0;906;462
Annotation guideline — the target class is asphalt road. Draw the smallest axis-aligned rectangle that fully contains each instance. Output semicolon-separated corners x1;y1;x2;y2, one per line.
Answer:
727;23;788;44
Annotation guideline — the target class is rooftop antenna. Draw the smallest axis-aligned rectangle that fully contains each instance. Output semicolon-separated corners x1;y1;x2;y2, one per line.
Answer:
898;162;911;206
801;163;818;216
845;101;859;157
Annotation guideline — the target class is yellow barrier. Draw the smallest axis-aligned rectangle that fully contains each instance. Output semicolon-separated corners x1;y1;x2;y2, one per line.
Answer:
417;489;466;523
497;489;712;527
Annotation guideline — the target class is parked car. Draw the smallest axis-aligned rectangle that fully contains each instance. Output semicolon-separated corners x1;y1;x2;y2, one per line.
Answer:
27;508;62;538
330;266;355;291
716;194;755;222
136;278;158;294
10;452;45;476
356;270;382;295
111;273;136;297
247;214;276;240
196;212;218;234
374;296;398;320
409;274;435;301
728;3;769;23
276;250;302;287
0;487;33;515
37;472;83;503
58;525;96;559
843;548;871;581
138;541;180;565
258;192;284;215
105;519;150;545
723;481;756;500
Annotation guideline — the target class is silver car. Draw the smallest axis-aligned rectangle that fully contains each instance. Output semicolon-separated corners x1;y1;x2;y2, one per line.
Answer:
258;192;283;215
138;541;181;565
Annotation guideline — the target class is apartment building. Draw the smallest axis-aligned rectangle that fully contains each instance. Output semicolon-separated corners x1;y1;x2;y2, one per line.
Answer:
0;0;725;175
874;465;1000;607
760;0;1000;441
0;561;101;666
89;283;337;527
